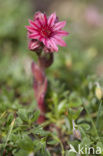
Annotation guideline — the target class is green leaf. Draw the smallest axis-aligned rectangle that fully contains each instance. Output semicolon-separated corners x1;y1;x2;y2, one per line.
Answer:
30;110;40;123
80;137;92;148
58;99;67;114
18;109;28;122
17;134;34;151
47;140;58;145
14;149;29;156
79;123;91;131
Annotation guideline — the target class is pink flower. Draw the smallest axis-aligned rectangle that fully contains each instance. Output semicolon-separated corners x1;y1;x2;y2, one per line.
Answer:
26;12;68;52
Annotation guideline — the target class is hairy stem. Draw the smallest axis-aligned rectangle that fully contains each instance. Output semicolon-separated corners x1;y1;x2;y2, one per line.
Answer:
32;52;54;124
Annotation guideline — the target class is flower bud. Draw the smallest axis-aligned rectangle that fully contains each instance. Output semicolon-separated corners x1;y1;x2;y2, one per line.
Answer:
73;129;81;140
28;39;43;55
72;120;81;140
28;39;40;51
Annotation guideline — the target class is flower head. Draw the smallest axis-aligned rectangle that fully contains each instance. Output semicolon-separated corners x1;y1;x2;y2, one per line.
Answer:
26;12;68;52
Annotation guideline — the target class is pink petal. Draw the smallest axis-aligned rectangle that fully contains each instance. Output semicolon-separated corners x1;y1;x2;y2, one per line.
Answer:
25;26;37;33
39;36;43;42
56;30;69;37
34;11;43;20
48;39;58;52
41;38;47;46
53;21;66;31
29;33;40;39
34;12;46;25
29;19;40;29
48;13;57;27
35;20;42;28
44;14;48;25
53;36;66;47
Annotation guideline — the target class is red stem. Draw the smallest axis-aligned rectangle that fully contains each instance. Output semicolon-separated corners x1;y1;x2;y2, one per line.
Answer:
31;53;53;124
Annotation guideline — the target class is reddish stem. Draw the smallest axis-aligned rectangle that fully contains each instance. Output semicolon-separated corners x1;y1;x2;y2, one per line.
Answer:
31;53;53;124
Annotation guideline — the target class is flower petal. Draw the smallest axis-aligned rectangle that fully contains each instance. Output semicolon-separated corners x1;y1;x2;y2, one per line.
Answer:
34;12;46;25
25;26;37;33
29;19;40;29
48;13;57;27
29;33;40;39
41;38;47;46
44;14;48;25
47;39;58;52
56;30;69;37
53;36;66;47
34;11;43;20
53;21;66;31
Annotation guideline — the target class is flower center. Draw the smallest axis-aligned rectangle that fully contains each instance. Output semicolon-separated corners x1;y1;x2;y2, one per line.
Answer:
41;26;52;38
